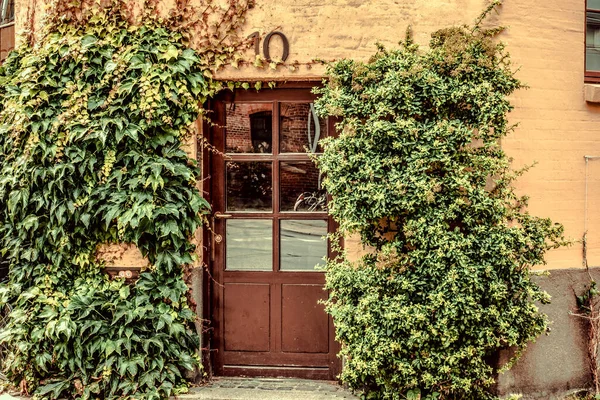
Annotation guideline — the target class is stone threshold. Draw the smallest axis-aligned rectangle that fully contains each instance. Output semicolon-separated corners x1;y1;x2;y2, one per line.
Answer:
179;377;358;400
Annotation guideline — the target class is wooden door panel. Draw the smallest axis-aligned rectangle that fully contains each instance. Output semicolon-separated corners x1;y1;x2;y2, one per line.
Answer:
221;365;330;380
223;351;330;366
208;90;341;379
224;283;270;352
281;284;329;354
223;271;325;284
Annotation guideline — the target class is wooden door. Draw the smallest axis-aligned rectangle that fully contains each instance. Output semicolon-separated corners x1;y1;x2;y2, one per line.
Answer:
205;87;340;379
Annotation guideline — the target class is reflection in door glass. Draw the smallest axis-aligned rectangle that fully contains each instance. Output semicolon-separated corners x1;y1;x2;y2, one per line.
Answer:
280;103;327;153
226;220;273;271
280;220;327;271
226;103;273;153
280;161;327;212
227;161;272;211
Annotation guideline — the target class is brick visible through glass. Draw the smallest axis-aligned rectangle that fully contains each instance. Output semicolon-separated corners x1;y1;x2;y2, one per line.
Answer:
226;103;273;154
280;161;326;212
279;102;327;153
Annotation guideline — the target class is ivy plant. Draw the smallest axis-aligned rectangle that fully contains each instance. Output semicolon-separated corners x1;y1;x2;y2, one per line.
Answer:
0;0;253;398
314;3;566;399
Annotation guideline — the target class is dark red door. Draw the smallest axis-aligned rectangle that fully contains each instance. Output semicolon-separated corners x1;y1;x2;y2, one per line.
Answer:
205;87;340;379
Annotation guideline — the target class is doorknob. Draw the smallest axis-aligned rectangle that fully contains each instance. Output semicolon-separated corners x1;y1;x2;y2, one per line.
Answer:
214;212;232;219
210;212;230;261
210;212;227;261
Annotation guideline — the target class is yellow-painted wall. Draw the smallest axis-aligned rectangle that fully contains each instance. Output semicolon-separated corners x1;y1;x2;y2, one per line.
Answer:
228;0;600;271
14;0;600;270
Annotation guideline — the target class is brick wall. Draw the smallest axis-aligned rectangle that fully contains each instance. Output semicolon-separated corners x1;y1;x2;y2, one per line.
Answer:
280;102;328;153
498;1;597;270
280;161;322;210
226;103;272;153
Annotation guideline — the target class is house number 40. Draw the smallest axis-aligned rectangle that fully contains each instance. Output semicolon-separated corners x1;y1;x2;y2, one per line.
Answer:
248;31;290;62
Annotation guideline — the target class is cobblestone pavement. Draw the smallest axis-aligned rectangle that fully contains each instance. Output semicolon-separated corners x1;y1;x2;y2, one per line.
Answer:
178;377;359;400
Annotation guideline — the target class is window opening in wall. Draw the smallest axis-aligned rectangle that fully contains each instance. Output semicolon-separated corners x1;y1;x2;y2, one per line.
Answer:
587;0;600;81
0;0;14;63
0;0;14;27
249;111;272;153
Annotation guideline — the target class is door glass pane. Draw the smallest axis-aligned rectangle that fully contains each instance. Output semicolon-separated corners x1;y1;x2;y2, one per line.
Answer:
280;161;327;212
226;103;273;153
590;0;600;10
227;161;272;211
280;220;327;271
226;219;272;271
280;103;327;153
588;12;600;71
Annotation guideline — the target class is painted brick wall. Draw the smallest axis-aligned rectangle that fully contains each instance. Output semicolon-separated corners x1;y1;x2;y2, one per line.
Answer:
12;0;600;394
215;0;600;271
15;0;600;270
499;1;597;271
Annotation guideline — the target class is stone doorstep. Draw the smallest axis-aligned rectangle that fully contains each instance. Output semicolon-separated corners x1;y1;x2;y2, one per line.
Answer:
179;378;359;400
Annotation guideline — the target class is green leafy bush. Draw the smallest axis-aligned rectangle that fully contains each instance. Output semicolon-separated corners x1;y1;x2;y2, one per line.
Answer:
0;1;250;398
314;5;566;399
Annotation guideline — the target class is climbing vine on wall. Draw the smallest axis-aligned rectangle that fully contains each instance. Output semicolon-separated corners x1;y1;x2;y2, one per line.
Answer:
0;0;253;398
314;2;567;399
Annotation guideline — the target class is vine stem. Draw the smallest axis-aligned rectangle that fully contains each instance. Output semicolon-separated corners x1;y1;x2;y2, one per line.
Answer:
592;299;600;395
575;229;600;394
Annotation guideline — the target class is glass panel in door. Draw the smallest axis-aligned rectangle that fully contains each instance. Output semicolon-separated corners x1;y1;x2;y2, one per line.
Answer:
226;219;272;271
226;161;272;211
226;103;273;153
280;219;327;271
279;102;328;153
280;161;326;212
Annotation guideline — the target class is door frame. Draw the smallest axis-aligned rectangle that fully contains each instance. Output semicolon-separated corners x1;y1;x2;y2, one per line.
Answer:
201;83;342;380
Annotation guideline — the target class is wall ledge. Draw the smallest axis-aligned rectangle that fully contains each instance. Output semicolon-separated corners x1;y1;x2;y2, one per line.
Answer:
585;83;600;103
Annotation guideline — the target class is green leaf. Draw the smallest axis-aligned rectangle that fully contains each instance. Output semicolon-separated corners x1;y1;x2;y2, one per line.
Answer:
127;360;139;376
88;95;105;110
21;214;39;231
105;340;116;357
129;54;147;70
81;34;98;49
118;79;135;94
38;381;69;398
163;45;179;61
159;220;179;238
105;61;118;73
79;213;91;228
119;286;130;299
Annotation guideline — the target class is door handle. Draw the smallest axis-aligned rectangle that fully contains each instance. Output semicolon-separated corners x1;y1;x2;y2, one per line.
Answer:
210;212;230;261
214;212;232;219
